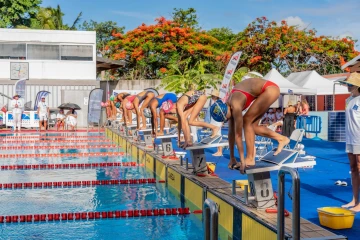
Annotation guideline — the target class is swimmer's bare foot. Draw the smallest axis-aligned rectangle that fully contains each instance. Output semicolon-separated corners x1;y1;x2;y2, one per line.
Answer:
342;199;356;208
212;152;223;157
210;126;220;138
140;126;147;130
274;137;290;155
244;157;256;167
157;132;164;136
228;157;238;170
181;142;193;149
349;204;360;212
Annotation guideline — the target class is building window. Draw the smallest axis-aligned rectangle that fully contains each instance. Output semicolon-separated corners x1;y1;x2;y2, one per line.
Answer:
27;44;60;60
324;95;333;111
61;45;93;61
0;43;26;59
305;95;315;111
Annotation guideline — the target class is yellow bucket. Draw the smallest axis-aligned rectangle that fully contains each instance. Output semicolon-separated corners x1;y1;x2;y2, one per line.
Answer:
206;162;216;174
317;207;355;229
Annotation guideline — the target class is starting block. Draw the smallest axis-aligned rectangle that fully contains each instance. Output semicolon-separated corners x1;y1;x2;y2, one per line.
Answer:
236;148;316;209
137;127;170;148
155;134;178;157
186;139;229;175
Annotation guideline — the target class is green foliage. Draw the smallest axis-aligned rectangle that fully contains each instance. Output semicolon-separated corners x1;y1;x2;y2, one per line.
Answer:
0;0;41;27
206;27;236;50
172;7;198;28
160;58;221;94
81;20;125;55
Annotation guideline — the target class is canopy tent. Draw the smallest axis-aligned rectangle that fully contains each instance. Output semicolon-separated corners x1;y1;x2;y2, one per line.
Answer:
287;70;348;95
264;68;316;95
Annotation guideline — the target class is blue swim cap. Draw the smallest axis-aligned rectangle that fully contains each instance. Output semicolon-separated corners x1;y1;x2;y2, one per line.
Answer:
210;100;227;122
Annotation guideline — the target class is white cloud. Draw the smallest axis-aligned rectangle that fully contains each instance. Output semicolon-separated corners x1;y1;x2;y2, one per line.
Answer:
281;16;309;30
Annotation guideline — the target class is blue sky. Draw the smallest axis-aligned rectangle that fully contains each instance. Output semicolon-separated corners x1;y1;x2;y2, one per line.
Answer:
42;0;359;49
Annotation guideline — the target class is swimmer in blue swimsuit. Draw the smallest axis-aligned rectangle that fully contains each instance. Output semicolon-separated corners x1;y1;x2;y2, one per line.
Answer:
176;90;220;149
149;93;178;136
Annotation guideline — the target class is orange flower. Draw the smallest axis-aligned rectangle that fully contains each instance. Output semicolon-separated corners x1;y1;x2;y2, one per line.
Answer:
159;68;167;73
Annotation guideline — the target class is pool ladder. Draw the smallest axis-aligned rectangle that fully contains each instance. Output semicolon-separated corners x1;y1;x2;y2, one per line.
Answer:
277;166;300;240
203;198;219;240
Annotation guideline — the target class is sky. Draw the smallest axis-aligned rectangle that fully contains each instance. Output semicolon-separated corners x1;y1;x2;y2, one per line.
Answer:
42;0;360;49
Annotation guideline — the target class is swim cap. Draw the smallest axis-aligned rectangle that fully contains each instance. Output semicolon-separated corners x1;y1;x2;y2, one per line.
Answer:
161;100;174;113
110;96;115;101
101;102;105;107
143;108;152;118
115;102;121;108
125;101;134;110
210;100;227;122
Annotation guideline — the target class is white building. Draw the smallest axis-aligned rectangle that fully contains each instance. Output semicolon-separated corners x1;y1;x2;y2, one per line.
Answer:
0;28;98;126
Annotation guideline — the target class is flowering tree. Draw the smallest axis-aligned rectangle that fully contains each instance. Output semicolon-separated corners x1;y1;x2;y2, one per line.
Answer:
107;17;223;79
233;17;359;75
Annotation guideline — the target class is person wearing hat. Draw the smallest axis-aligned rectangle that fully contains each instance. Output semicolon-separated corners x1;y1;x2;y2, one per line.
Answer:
339;72;360;212
10;94;23;131
209;89;225;156
37;96;49;131
210;77;289;173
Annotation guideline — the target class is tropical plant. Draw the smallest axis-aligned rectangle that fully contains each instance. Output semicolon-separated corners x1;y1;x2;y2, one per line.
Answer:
172;7;198;28
107;17;223;79
0;0;41;28
159;58;221;94
233;17;359;75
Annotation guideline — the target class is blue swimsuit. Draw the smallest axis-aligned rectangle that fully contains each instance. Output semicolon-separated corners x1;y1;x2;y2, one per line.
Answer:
156;93;177;107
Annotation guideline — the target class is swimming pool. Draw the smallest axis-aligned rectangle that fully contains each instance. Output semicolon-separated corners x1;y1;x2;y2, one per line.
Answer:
0;132;204;239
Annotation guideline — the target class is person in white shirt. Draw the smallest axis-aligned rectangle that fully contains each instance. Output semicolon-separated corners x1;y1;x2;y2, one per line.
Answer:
10;94;23;131
56;109;66;130
267;109;276;125
339;72;360;212
66;108;78;131
275;108;284;122
37;96;49;131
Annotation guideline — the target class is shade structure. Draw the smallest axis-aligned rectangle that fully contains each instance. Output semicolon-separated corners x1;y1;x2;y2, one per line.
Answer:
263;68;316;95
286;70;348;95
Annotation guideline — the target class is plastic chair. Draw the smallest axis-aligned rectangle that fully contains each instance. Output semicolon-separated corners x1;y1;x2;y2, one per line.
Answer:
255;125;277;158
286;129;305;150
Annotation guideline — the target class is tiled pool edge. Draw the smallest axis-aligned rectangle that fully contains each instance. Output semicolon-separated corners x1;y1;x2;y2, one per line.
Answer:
106;128;346;240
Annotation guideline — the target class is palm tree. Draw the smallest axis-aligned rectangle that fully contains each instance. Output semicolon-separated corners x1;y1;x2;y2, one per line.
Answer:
160;58;221;94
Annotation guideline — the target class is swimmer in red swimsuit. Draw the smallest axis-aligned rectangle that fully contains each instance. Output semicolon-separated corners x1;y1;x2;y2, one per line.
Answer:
210;78;290;174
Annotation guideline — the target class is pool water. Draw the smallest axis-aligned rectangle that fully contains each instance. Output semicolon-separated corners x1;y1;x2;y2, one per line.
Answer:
0;133;203;240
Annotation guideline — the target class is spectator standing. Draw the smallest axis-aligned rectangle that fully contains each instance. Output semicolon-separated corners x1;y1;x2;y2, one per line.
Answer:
282;102;296;137
340;72;360;212
10;94;23;132
37;96;49;132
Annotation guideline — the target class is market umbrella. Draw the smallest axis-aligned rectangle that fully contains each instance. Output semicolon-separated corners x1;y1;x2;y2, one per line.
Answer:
58;103;81;110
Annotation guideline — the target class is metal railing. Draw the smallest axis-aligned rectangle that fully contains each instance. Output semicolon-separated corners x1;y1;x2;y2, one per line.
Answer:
277;166;300;240
203;199;219;240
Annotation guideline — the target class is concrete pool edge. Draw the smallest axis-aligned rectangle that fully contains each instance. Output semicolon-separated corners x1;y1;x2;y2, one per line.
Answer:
106;127;347;240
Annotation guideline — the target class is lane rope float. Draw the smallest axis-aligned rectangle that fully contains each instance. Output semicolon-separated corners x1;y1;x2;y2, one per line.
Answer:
0;144;118;150
0;207;193;223
2;135;105;139
0;152;125;159
0;162;141;171
0;178;159;190
0;139;111;144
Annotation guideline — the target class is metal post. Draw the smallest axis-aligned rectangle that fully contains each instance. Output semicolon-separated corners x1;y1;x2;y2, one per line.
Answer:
232;180;236;195
180;155;183;166
203;198;219;240
185;158;189;170
277;166;300;240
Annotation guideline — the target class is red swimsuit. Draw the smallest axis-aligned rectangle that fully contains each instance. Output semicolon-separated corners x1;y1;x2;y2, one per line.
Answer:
230;80;278;109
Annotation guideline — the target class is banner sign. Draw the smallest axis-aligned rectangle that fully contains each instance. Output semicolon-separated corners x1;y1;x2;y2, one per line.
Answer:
34;91;51;111
6;111;39;128
14;78;26;100
219;51;242;102
88;88;103;123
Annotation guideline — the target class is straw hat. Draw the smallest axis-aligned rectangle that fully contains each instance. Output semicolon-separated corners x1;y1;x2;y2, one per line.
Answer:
211;89;220;97
339;72;360;87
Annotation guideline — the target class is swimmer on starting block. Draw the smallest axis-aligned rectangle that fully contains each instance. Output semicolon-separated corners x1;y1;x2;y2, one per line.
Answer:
123;90;157;130
210;78;290;173
148;92;178;137
176;89;220;149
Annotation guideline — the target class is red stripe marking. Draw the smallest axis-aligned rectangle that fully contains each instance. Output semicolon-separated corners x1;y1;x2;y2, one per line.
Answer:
0;178;156;190
0;152;125;159
0;144;118;150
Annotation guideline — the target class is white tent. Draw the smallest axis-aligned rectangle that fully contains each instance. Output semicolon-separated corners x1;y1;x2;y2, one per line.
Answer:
263;68;316;95
287;70;348;95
